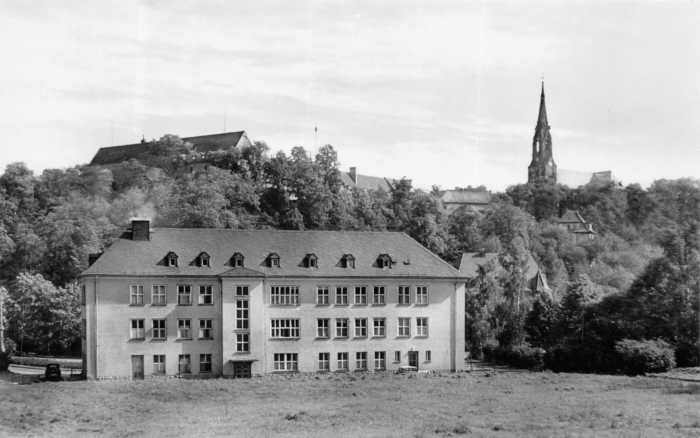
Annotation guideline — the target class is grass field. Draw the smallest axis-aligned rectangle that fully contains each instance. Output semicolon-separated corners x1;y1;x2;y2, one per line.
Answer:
1;370;698;437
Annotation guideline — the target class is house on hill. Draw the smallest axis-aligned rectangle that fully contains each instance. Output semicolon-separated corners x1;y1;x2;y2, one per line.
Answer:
339;167;397;192
79;220;467;379
456;252;551;297
440;190;492;215
557;210;596;243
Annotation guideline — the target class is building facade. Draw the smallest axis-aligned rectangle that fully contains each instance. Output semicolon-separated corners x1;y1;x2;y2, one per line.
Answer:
79;222;466;379
557;210;597;243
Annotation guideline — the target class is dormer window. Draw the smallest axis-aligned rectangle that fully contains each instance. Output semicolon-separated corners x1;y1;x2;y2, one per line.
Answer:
377;254;394;269
341;254;355;269
197;252;211;268
166;252;179;267
267;253;280;268
304;254;318;269
232;252;245;268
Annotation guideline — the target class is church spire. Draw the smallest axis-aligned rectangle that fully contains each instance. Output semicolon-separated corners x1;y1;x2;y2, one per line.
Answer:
528;81;556;184
537;82;548;128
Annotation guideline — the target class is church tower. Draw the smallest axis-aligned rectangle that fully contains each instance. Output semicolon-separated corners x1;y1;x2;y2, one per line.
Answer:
527;83;557;183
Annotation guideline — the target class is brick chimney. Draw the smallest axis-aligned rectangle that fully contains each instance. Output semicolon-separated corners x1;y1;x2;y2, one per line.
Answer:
349;167;357;184
132;220;150;241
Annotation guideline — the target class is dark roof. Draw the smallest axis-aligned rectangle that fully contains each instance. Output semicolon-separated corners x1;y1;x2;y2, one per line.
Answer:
441;190;492;205
558;210;586;225
339;172;395;191
81;229;463;279
456;252;549;292
89;131;247;166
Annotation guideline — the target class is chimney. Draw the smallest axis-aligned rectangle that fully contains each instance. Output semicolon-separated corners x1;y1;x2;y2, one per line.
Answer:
132;220;150;241
349;167;357;184
88;253;103;267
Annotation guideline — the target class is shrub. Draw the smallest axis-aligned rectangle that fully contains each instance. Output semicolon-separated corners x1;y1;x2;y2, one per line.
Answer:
675;342;699;368
481;340;499;363
0;351;10;371
10;356;82;369
615;339;676;375
507;344;545;370
544;340;618;374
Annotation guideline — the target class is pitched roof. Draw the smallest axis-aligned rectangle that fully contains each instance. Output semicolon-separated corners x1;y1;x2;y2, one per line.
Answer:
339;172;395;191
89;131;247;166
558;210;587;225
81;229;463;279
441;190;492;205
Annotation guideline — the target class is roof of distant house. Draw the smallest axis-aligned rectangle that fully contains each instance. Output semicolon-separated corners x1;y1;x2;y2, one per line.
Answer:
81;228;464;279
339;171;396;191
456;252;551;294
89;131;248;166
558;210;587;224
441;190;492;205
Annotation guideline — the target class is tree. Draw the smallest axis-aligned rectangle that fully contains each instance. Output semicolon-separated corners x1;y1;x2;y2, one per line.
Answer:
525;292;560;349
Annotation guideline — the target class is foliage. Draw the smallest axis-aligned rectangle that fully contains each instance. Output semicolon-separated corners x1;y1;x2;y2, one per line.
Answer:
9;355;82;369
614;339;676;375
0;351;10;371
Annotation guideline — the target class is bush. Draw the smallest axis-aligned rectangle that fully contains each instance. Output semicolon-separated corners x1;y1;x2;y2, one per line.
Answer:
615;339;676;375
10;356;82;369
544;340;618;374
0;351;10;371
675;342;699;368
507;344;545;369
481;341;499;363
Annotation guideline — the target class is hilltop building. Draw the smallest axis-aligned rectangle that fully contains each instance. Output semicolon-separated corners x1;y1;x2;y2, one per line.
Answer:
557;210;597;242
79;221;467;379
440;189;492;215
339;167;397;192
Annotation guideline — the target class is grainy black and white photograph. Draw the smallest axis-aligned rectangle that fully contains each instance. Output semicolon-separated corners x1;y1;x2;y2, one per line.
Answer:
0;1;699;437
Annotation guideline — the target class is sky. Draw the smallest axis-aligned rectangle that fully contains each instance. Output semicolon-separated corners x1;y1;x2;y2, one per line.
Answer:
1;1;698;192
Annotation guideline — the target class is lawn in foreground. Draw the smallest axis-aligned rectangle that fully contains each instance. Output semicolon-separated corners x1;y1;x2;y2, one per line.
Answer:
0;370;698;438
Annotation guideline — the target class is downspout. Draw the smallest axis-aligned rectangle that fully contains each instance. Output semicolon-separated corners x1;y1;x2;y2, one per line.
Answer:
262;278;267;375
219;276;223;376
94;275;99;380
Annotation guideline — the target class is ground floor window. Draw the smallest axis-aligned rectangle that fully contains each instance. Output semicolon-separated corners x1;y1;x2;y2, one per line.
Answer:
426;351;432;362
337;352;348;370
356;352;367;370
153;355;165;373
274;353;298;371
374;351;386;370
318;353;330;371
395;351;401;363
178;354;191;373
236;333;250;352
200;354;212;373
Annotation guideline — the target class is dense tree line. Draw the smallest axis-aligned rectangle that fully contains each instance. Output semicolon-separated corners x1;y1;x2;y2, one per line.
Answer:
0;135;697;368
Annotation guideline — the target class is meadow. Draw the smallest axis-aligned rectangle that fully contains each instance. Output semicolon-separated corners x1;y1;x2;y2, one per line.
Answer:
0;370;698;438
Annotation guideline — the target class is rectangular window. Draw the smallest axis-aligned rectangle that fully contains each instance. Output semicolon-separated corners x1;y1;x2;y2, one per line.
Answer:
177;285;191;305
270;319;300;338
337;352;348;370
373;318;386;337
335;286;348;305
236;333;249;352
316;286;329;305
270;286;299;305
81;284;86;306
426;351;432;362
354;318;367;337
318;352;330;371
152;285;166;305
199;285;213;305
335;318;348;338
398;318;411;337
398;286;410;305
356;352;367;369
374;351;386;370
395;351;401;363
130;319;144;339
317;319;330;338
416;286;428;304
152;319;166;339
236;300;249;329
130;285;144;305
236;286;249;296
416;318;428;337
178;354;191;373
273;353;298;371
153;355;165;374
200;354;212;373
373;286;386;304
354;286;367;304
199;319;213;339
177;319;192;339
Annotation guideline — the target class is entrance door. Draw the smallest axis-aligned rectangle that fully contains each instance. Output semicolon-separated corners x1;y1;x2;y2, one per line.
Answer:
233;362;251;379
131;355;144;380
408;352;419;370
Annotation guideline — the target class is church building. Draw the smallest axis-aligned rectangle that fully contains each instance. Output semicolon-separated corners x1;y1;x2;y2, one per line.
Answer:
527;83;557;184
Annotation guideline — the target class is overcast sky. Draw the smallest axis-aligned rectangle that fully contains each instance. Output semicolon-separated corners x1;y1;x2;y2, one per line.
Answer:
1;1;698;191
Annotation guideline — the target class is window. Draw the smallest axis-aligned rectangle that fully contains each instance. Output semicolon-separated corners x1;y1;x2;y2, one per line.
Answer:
232;253;245;267
153;355;165;373
236;300;249;329
416;286;428;304
373;286;385;304
374;351;386;370
168;254;178;267
342;254;355;269
199;286;213;305
130;319;144;340
178;354;191;373
354;318;367;337
398;318;411;337
273;353;297;371
416;318;428;337
236;286;249;296
337;352;348;370
271;258;279;267
152;319;166;339
309;259;316;267
377;255;392;269
199;319;213;339
318;353;330;371
177;285;192;305
270;319;300;338
373;318;386;337
130;285;144;305
268;253;280;268
356;352;367;369
354;286;367;304
394;351;401;363
200;354;212;373
81;284;86;306
177;319;192;339
236;333;249;352
398;286;410;305
336;318;348;338
200;257;210;267
152;285;166;305
426;351;432;362
317;286;329;305
317;319;330;338
347;259;354;268
270;286;299;305
305;254;318;268
335;286;348;305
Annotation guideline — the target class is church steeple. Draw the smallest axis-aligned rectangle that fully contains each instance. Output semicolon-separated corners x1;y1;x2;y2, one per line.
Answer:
528;82;557;183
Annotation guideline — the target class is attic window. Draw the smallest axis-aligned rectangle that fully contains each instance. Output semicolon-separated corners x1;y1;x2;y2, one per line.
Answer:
267;253;280;268
198;252;211;268
377;254;393;269
304;254;318;269
232;252;244;268
341;254;355;269
167;252;179;267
